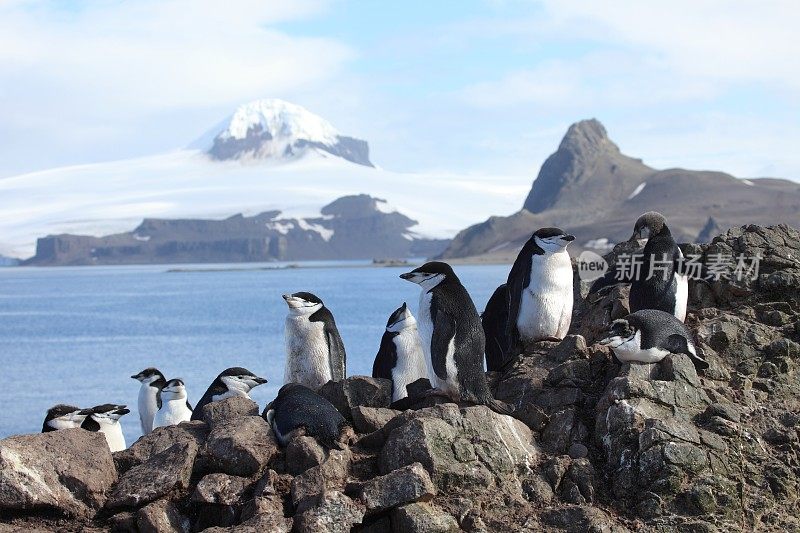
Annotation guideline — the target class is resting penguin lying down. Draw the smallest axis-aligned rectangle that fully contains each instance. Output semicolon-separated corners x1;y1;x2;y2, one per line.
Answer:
599;309;708;370
264;383;351;450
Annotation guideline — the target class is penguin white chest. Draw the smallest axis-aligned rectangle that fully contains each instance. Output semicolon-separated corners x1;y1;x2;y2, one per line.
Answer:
416;291;459;396
390;327;428;402
518;252;573;341
99;423;126;452
153;400;192;429
284;316;333;390
673;272;688;322
611;331;669;363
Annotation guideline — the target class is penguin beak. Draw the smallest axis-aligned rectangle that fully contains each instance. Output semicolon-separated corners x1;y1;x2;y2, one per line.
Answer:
116;407;131;416
399;272;413;280
131;373;141;380
628;229;642;242
282;294;290;301
598;336;613;346
254;376;268;385
561;234;575;242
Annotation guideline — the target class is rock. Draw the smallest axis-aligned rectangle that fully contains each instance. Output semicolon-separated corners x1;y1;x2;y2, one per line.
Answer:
108;511;138;532
379;405;537;497
239;469;291;523
106;440;198;509
541;505;626;531
390;502;460;533
202;511;292;533
0;429;117;517
291;449;352;511
360;462;436;513
351;407;401;434
136;499;189;533
114;421;208;474
319;376;393;419
200;397;259;428
204;416;277;477
568;443;589;459
522;475;554;504
293;491;365;533
285;435;326;475
191;473;250;505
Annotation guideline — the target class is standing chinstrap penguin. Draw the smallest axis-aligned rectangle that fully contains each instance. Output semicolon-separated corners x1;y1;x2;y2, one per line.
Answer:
400;261;513;415
507;228;575;352
42;405;92;433
131;367;166;435
629;212;688;322
264;383;350;449
599;309;708;370
191;367;267;420
283;292;346;390
81;404;130;452
372;303;429;403
482;283;513;372
152;379;193;429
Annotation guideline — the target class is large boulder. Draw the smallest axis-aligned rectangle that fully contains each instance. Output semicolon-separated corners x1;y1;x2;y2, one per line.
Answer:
136;499;190;533
200;397;260;428
293;491;365;533
291;449;352;511
204;416;278;477
114;421;208;474
318;376;392;419
390;502;460;533
0;429;117;518
360;462;436;513
379;404;537;498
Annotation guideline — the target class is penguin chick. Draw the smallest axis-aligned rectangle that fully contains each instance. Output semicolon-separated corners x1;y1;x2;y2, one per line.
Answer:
152;379;193;429
372;303;429;403
400;261;514;415
599;309;708;370
264;383;349;450
81;404;130;452
42;404;93;433
131;367;166;435
191;367;267;420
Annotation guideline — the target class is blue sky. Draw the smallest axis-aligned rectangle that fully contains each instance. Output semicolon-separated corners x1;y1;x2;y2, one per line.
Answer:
1;0;798;179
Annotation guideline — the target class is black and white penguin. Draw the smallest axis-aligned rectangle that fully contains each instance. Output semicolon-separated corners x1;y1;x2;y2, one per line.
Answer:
507;227;575;348
372;303;429;403
42;404;92;433
282;292;346;390
131;367;166;435
400;261;513;415
629;212;688;322
191;367;268;420
81;404;130;452
263;383;349;449
152;379;193;429
599;309;708;370
481;284;513;372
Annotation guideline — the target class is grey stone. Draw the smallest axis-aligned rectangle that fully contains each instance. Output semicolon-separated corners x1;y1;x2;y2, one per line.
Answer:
318;376;393;419
291;449;352;511
360;462;436;513
285;435;326;475
569;442;589;459
0;429;117;517
390;502;460;533
200;397;259;428
351;406;400;434
205;416;278;477
191;473;250;505
293;491;365;533
114;421;208;474
136;499;189;533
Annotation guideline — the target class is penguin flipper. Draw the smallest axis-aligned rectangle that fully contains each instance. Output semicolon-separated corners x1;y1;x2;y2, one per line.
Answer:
665;334;709;370
431;310;455;381
326;328;347;381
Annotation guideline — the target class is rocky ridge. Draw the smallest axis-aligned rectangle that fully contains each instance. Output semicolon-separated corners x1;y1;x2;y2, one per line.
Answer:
1;224;798;532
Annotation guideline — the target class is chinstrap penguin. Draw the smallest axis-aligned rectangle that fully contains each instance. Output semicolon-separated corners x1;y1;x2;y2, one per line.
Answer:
628;212;688;322
283;292;346;390
42;404;93;433
372;303;429;403
131;367;166;435
264;383;349;450
81;404;130;452
400;261;513;415
481;284;513;372
599;309;708;370
191;367;267;421
508;228;575;350
152;379;193;429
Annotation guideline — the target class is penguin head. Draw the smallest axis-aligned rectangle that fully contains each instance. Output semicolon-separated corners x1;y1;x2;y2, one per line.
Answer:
217;367;268;393
400;261;457;290
386;302;416;332
131;367;165;385
43;404;93;431
89;404;130;424
630;211;668;242
599;318;637;348
282;292;324;315
160;379;188;401
531;227;575;253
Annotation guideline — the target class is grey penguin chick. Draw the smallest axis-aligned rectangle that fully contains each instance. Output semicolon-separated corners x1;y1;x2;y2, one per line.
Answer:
599;309;708;370
152;379;193;429
372;303;429;403
131;367;166;435
283;292;346;390
191;367;267;420
400;261;513;415
81;404;130;452
263;383;349;450
42;404;93;432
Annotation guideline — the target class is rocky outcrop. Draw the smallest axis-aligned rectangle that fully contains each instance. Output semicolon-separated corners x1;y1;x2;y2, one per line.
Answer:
2;224;798;531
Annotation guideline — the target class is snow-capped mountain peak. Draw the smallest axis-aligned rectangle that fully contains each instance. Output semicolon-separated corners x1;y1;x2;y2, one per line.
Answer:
196;98;373;167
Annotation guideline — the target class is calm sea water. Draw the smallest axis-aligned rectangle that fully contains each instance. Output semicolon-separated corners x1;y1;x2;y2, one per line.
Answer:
0;261;508;445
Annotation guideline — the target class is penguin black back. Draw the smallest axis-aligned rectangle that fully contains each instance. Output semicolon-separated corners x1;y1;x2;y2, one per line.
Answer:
482;284;512;372
265;383;348;449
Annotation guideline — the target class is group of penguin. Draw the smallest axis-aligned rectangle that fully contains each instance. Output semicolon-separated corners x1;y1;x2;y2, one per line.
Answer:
41;210;709;453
